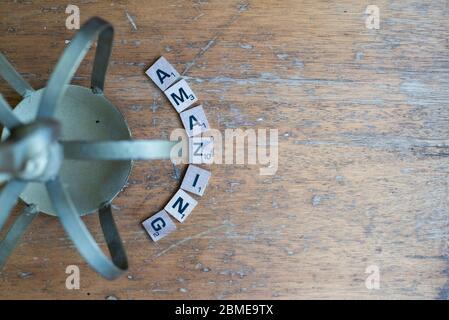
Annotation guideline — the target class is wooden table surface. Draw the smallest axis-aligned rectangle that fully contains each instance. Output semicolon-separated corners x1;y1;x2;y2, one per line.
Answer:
1;0;449;300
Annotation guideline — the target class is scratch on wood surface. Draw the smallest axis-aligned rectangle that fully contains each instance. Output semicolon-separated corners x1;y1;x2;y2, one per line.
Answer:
151;221;234;259
184;74;354;86
182;2;249;75
295;134;449;157
192;12;205;21
18;271;34;279
125;11;137;31
182;36;218;75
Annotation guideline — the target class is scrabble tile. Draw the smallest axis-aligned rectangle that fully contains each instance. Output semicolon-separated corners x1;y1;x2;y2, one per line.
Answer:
189;137;214;164
181;165;211;196
164;79;198;113
145;56;180;91
142;210;177;242
164;189;198;223
180;105;210;137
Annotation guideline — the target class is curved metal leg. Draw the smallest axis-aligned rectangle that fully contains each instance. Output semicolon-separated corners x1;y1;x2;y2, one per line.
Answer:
99;203;127;270
37;17;113;119
62;140;176;160
0;204;38;270
0;54;34;98
46;176;127;280
91;22;113;94
0;94;21;129
0;180;27;231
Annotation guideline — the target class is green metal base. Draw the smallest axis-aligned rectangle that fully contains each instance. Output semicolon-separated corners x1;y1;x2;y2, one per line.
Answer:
2;85;132;216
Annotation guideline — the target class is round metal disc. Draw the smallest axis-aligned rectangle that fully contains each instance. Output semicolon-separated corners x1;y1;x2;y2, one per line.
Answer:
2;85;132;216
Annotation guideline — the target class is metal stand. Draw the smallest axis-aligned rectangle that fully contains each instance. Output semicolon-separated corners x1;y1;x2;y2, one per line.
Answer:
0;17;175;279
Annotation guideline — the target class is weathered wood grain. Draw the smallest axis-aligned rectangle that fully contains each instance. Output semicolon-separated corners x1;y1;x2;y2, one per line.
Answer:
1;0;449;299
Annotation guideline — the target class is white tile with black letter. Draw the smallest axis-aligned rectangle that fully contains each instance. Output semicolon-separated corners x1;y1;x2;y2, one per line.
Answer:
189;136;214;164
164;79;198;113
164;189;198;223
145;56;180;91
180;105;210;137
142;210;177;241
181;165;211;196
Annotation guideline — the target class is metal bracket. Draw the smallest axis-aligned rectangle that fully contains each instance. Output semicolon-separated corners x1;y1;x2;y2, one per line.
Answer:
0;17;175;280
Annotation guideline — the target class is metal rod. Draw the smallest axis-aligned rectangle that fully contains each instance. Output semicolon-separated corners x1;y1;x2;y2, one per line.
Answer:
0;54;34;97
99;203;128;270
0;204;38;270
62;140;176;160
91;24;113;93
0;180;27;231
0;95;22;129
